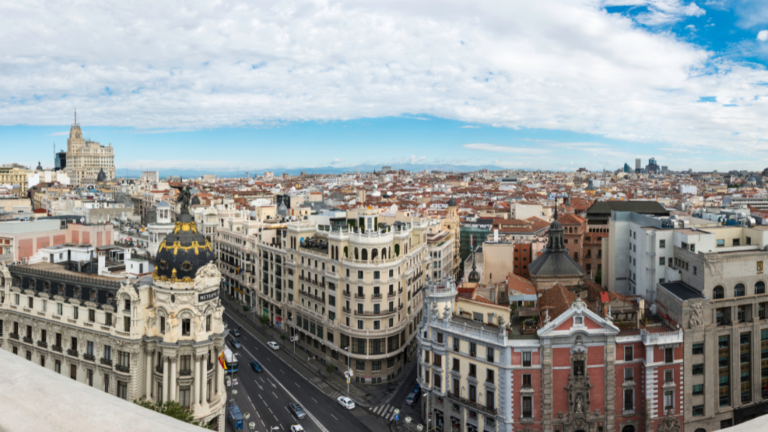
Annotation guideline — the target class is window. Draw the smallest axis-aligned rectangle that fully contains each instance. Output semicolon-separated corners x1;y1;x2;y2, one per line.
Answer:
104;374;110;393
205;315;211;332
470;342;477;357
487;347;494;363
713;286;724;299
73;307;79;320
118;351;130;369
574;316;583;325
122;316;130;332
733;238;740;247
70;364;77;380
453;359;460;371
87;369;94;386
693;384;704;395
664;370;673;382
624;388;634;411
665;348;673;363
469;363;477;378
624;368;634;382
624;346;633;361
356;361;365;371
486;369;494;383
372;361;382;372
105;312;112;326
659;257;665;266
117;381;127;400
522;396;533;418
357;271;363;279
57;303;62;316
692;405;704;417
659;239;666;248
717;239;725;247
522;352;532;367
55;360;61;374
182;319;190;336
664;390;674;411
373;271;380;279
522;374;532;388
88;309;95;322
734;283;746;297
692;343;704;355
756;281;766;295
433;373;440;387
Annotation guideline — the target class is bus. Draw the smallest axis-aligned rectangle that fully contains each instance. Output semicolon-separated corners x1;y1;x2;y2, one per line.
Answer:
228;403;244;430
224;346;239;373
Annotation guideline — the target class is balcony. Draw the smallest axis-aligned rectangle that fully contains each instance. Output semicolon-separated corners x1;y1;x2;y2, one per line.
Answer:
101;358;113;366
372;293;382;299
84;353;96;361
355;293;365;299
67;349;79;358
179;369;192;376
155;364;163;373
355;308;397;317
9;333;19;340
447;392;497;416
342;307;351;314
52;345;63;353
37;341;48;349
299;290;325;303
343;291;351;298
22;336;33;344
115;364;130;373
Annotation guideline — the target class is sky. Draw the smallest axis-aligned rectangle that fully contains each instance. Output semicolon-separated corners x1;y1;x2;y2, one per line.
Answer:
3;0;768;173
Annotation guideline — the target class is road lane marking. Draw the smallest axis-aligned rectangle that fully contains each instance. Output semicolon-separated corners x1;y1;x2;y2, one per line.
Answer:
311;397;317;403
273;391;278;399
294;383;300;388
281;369;285;374
331;414;338;420
269;408;273;414
238;343;331;432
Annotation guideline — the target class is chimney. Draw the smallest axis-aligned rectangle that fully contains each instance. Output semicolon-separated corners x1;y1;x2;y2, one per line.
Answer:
97;250;106;276
494;229;499;242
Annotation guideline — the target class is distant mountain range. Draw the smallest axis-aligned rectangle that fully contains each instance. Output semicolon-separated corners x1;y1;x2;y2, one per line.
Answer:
116;163;508;179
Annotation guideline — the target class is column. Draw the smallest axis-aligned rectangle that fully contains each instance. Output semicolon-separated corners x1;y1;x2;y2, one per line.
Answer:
145;350;153;400
169;356;177;402
162;356;169;403
201;353;210;409
193;354;201;409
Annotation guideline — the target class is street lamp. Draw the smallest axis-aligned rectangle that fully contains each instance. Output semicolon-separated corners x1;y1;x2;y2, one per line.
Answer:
343;346;351;396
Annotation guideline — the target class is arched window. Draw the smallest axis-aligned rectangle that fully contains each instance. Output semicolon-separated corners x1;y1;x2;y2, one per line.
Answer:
694;429;706;432
344;246;349;258
354;248;359;260
371;249;378;260
713;286;725;299
394;244;400;257
361;249;368;261
382;248;387;259
735;283;746;297
622;426;636;432
756;281;765;295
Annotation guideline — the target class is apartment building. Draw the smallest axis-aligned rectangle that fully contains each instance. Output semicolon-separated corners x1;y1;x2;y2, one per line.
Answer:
418;218;684;432
0;207;227;429
653;224;768;430
0;164;29;197
65;114;115;185
216;205;430;384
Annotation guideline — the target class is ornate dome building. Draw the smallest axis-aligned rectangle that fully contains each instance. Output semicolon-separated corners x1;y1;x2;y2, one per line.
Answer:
529;209;586;289
153;207;215;283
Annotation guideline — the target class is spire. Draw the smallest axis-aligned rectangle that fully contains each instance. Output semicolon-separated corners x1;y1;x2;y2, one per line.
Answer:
74;108;77;126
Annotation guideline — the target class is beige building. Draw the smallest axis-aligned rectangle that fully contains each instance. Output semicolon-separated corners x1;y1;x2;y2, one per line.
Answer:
0;207;228;429
66;113;115;185
0;164;30;197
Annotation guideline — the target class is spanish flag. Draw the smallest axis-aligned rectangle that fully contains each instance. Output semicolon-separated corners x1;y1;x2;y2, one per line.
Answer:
219;352;227;370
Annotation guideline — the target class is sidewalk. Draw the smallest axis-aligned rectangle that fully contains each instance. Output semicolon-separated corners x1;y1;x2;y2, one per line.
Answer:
222;296;416;408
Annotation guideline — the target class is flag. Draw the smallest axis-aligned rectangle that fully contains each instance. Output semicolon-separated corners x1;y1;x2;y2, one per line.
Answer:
218;352;227;370
237;267;241;275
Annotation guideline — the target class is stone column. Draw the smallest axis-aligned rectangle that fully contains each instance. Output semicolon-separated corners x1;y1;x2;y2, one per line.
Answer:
145;350;153;400
193;354;201;408
162;356;169;402
169;356;178;402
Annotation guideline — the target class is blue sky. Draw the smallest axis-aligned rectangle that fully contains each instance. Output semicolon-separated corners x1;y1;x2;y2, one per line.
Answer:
3;1;768;172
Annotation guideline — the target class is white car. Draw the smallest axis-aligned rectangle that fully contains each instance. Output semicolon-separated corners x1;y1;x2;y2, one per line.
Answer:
337;396;355;410
290;425;304;432
267;341;279;350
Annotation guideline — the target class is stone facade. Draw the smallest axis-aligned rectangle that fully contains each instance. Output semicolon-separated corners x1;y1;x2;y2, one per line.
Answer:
0;258;227;429
65;114;115;185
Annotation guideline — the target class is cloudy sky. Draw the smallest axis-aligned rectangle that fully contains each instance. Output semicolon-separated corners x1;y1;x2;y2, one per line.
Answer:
3;0;768;172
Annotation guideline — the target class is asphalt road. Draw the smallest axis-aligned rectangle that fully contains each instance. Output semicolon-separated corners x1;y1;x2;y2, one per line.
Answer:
222;313;388;432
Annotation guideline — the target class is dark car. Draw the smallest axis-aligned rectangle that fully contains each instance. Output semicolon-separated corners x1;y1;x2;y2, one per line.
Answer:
413;383;421;394
250;361;263;373
289;403;307;420
406;392;419;406
230;339;242;350
232;329;241;337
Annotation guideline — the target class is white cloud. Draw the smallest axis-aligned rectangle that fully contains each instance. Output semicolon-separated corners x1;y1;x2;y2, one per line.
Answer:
1;0;768;162
601;0;705;26
47;131;69;136
460;125;481;129
464;143;551;154
758;30;768;41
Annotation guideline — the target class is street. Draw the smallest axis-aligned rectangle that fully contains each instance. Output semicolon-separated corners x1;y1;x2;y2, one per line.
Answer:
221;313;396;432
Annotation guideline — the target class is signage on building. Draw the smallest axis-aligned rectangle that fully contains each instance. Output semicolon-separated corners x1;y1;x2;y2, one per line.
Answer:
758;261;764;275
199;291;218;302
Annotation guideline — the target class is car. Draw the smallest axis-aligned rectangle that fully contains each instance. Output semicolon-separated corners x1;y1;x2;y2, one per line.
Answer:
413;383;421;394
290;425;304;432
249;361;263;373
289;403;307;419
231;328;241;337
230;339;242;350
337;396;355;410
267;341;279;350
405;392;417;406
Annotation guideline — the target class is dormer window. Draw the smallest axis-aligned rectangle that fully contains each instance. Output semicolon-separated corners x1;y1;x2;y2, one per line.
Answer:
575;316;583;325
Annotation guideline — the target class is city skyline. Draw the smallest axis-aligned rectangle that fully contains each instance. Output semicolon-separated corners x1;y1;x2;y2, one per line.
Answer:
4;1;768;172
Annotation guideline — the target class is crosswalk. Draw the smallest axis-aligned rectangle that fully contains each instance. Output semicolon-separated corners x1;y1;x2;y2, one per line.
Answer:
308;377;344;399
369;404;398;421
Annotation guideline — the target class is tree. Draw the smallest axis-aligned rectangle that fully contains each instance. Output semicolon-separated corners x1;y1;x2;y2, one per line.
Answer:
133;400;212;429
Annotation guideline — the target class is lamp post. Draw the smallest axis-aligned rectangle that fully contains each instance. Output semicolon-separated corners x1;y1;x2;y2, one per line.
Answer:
343;346;351;396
